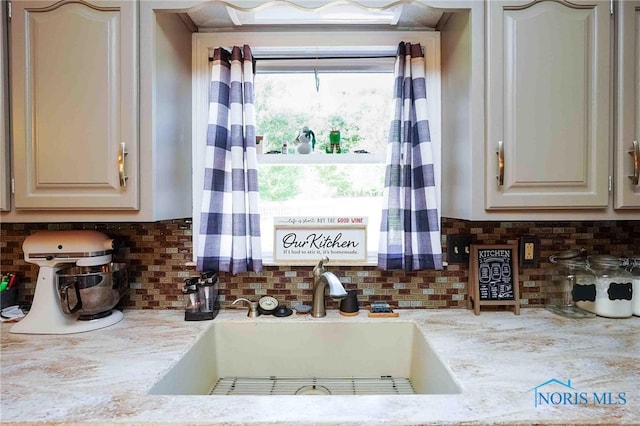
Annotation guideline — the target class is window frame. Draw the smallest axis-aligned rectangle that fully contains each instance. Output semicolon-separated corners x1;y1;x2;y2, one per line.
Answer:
192;31;441;265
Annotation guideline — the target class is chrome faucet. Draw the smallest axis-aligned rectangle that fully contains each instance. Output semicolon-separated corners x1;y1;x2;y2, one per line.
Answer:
311;257;347;318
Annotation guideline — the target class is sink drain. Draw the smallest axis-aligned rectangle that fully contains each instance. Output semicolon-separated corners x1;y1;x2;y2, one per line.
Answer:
210;376;415;396
295;385;332;395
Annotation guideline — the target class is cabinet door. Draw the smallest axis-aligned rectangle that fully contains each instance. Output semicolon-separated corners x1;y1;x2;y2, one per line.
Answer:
486;0;610;209
614;0;640;209
10;0;138;210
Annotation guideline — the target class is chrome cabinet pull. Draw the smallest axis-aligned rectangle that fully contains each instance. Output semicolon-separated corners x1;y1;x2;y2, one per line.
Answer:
496;140;504;186
628;140;639;185
118;142;128;187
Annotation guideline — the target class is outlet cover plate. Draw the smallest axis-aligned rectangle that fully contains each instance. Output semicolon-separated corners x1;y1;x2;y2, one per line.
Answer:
519;236;538;267
447;235;472;264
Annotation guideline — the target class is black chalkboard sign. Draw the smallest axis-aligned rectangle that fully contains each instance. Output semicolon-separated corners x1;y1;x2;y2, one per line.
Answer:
468;244;520;315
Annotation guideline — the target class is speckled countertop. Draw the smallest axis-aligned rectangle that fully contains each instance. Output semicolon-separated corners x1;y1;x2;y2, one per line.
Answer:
1;309;638;425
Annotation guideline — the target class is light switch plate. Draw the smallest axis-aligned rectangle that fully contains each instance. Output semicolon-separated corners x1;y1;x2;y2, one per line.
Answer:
447;235;472;264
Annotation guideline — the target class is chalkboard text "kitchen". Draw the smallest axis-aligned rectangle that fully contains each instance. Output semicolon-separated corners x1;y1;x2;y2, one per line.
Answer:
478;249;511;259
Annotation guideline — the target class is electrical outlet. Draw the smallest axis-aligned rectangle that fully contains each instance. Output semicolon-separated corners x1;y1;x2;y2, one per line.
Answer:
519;236;538;267
447;235;472;264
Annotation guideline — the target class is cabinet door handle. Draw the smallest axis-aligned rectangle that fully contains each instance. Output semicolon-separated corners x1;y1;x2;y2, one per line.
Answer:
628;140;639;185
496;140;504;186
118;142;128;187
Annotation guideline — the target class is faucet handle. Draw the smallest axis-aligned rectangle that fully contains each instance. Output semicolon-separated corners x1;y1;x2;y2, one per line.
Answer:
313;256;330;275
232;298;260;318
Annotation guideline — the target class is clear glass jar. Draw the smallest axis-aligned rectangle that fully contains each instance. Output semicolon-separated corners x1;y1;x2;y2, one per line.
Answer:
197;279;218;313
546;250;595;318
587;255;633;318
626;258;640;316
182;280;200;314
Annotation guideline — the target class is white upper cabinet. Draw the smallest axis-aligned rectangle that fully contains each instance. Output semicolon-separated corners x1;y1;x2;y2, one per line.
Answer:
614;0;640;208
441;0;638;220
486;0;611;209
1;1;9;212
2;0;193;222
10;0;138;210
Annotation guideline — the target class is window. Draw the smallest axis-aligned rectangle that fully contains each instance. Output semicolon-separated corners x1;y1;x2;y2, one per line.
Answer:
191;31;441;266
255;70;393;262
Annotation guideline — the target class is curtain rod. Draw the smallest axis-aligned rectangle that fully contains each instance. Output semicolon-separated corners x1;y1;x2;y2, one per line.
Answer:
209;55;396;61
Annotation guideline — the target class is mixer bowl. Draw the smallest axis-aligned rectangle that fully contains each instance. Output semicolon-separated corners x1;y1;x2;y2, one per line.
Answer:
57;263;128;318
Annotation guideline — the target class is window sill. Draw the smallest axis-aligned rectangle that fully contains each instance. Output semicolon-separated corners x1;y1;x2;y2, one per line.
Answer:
258;153;385;165
184;259;378;268
186;260;450;268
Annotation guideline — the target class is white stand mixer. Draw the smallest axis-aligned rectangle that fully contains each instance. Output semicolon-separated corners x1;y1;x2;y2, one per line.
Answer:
11;230;124;334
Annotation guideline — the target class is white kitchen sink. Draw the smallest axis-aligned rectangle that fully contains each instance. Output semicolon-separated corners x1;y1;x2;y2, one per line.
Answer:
149;320;461;396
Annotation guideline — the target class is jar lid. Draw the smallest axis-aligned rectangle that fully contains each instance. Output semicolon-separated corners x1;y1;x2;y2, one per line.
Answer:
555;258;587;268
198;278;218;287
549;249;586;263
587;255;623;268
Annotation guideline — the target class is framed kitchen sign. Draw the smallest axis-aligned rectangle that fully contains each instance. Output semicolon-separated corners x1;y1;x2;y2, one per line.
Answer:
273;216;367;265
468;244;520;315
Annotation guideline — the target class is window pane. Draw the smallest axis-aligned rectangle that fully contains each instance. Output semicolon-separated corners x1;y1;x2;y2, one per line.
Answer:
258;164;385;257
255;73;392;155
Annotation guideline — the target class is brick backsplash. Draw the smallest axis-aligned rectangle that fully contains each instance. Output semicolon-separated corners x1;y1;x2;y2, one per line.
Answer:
1;219;638;311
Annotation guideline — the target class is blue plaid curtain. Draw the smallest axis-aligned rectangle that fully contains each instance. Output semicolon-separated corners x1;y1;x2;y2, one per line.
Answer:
378;42;443;271
197;45;263;274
